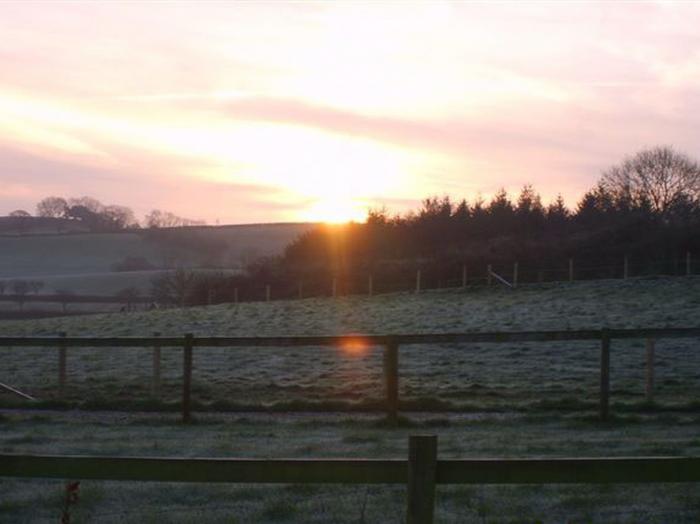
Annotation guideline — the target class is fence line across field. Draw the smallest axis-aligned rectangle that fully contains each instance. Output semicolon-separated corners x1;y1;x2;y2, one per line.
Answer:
0;252;695;310
2;435;700;523
1;327;699;423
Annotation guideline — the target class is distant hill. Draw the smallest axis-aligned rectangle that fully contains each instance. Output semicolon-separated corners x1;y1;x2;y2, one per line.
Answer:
0;216;90;235
0;222;315;295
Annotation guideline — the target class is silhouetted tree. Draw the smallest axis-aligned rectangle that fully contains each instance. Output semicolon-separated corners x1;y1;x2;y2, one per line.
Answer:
144;209;205;228
36;197;68;218
28;280;44;294
11;280;29;311
54;289;75;313
601;146;700;218
151;269;196;307
116;287;140;311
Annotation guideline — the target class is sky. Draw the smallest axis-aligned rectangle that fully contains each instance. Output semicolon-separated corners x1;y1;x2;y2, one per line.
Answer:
1;1;699;224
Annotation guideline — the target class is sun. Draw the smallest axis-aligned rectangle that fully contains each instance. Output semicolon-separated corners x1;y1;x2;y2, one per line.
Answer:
303;197;367;224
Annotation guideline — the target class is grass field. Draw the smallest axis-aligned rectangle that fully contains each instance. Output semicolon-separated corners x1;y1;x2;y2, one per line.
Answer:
0;223;311;295
1;411;700;523
1;276;699;522
0;276;699;412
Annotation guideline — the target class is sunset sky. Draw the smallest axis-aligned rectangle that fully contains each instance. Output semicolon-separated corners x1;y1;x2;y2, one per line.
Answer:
1;1;699;224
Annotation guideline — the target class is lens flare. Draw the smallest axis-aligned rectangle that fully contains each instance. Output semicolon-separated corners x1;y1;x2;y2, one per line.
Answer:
340;336;370;357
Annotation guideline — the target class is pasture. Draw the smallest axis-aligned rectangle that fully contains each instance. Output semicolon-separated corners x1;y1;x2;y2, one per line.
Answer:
2;411;700;522
0;223;311;294
1;277;699;522
0;276;699;412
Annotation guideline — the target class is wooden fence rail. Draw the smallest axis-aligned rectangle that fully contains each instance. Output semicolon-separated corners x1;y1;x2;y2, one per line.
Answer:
2;436;700;523
1;327;699;423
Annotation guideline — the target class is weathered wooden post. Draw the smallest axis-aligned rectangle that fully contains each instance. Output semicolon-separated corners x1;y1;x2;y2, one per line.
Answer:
406;435;437;524
624;256;629;279
687;252;692;276
182;334;194;423
152;332;161;399
233;287;238;304
600;329;611;421
332;277;337;298
461;265;467;288
569;258;574;282
298;281;303;300
383;341;399;423
487;264;492;286
415;270;421;293
513;262;519;288
368;274;373;297
538;270;544;283
265;285;271;302
646;338;655;402
207;289;214;306
58;332;67;396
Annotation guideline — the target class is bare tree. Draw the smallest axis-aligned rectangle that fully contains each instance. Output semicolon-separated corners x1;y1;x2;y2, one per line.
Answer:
67;196;103;214
28;280;44;294
102;205;139;230
54;289;75;313
36;197;68;218
115;287;141;312
600;146;700;217
11;280;29;311
9;210;31;217
150;269;196;307
144;209;205;228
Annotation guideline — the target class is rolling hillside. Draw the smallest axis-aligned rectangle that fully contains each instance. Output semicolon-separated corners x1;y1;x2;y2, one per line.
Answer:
0;223;314;295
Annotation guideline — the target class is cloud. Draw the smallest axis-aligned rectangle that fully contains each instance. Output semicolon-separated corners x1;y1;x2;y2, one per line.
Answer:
0;144;301;224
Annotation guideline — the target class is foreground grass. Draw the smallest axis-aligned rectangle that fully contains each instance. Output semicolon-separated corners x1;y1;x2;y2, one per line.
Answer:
1;410;700;523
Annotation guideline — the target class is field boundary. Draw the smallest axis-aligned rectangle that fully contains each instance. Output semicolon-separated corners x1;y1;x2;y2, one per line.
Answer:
1;435;699;523
1;327;699;422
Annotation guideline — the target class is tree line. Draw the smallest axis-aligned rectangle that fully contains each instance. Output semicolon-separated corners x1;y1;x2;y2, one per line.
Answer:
7;196;205;232
156;146;700;305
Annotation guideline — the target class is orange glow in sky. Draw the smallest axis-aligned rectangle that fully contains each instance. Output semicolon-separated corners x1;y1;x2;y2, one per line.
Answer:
1;2;700;224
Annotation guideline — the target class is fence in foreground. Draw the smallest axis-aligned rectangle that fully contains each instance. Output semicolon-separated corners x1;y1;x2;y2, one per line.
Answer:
1;327;699;422
1;435;699;523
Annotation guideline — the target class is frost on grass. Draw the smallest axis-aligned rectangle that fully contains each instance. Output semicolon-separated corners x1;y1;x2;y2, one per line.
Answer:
1;277;699;412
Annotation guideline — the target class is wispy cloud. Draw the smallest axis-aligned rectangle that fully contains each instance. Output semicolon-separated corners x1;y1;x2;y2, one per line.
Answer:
1;2;700;222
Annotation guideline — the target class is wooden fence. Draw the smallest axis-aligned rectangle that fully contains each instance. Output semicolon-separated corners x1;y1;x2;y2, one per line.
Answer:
1;435;700;523
1;327;699;422
240;252;698;302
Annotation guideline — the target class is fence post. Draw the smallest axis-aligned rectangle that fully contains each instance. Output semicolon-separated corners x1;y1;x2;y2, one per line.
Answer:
406;435;437;524
513;262;519;288
368;274;373;297
58;332;67;396
487;264;492;286
207;289;214;306
624;256;629;279
600;330;610;421
569;258;574;282
182;334;194;423
298;281;303;300
687;252;692;276
234;287;238;304
332;277;337;298
415;270;421;293
152;332;161;399
383;341;399;423
646;338;655;402
265;285;271;302
461;265;467;288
